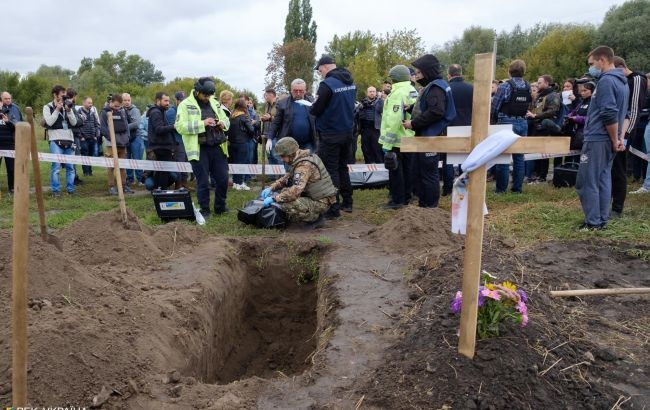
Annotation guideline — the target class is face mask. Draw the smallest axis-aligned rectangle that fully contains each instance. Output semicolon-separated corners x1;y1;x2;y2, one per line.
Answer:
588;66;601;78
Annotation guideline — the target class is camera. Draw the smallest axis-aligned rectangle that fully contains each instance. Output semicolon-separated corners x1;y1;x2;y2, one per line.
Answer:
107;94;113;103
1;106;10;115
63;98;74;109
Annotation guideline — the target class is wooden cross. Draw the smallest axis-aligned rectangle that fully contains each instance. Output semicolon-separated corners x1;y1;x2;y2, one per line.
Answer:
401;52;570;359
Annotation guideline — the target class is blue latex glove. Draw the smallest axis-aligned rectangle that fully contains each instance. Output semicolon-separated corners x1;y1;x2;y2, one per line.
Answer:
382;148;390;153
263;197;275;207
261;187;272;199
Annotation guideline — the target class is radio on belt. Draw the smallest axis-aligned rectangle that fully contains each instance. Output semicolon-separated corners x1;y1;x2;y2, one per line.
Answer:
152;189;196;222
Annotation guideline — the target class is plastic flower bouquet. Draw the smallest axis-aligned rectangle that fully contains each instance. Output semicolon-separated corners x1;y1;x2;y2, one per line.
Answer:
451;271;528;339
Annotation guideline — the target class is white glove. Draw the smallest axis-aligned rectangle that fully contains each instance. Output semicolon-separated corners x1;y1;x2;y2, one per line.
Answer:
265;139;273;154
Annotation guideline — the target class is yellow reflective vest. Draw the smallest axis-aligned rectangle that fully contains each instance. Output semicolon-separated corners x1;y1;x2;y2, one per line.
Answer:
175;91;230;161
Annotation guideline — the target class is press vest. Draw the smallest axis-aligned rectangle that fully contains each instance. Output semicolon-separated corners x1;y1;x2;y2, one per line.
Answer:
315;76;356;135
291;154;337;200
500;80;531;117
412;79;456;136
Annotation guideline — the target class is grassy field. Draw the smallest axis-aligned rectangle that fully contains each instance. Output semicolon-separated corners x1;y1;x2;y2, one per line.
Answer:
0;134;648;258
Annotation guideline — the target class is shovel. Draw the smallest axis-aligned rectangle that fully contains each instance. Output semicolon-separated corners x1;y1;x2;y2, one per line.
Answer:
25;107;63;251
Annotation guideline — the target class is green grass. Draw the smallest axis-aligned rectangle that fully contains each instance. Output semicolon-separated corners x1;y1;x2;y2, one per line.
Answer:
1;132;649;251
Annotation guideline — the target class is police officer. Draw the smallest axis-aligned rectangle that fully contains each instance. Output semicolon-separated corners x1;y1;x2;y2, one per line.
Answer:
260;137;337;229
175;77;230;219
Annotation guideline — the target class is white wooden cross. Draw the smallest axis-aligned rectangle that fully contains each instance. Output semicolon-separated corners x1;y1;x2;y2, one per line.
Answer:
401;52;570;359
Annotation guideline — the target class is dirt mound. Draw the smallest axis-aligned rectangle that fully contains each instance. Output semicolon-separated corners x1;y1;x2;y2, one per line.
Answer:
367;206;463;266
354;239;650;409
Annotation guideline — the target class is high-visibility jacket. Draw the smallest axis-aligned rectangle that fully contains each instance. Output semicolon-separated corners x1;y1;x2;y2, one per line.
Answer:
379;81;418;150
175;91;230;161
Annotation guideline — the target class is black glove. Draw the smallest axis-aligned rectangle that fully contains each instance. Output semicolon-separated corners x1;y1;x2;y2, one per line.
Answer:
384;151;398;171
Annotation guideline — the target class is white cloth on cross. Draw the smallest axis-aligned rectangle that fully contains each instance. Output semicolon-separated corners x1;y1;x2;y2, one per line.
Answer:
451;129;520;235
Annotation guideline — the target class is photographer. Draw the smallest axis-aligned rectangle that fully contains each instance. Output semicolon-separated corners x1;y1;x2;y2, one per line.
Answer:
43;85;78;197
0;91;23;195
100;93;133;196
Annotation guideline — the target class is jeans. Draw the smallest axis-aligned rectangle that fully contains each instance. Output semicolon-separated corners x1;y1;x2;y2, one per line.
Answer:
495;116;528;193
318;133;353;212
229;142;249;184
191;144;229;213
50;141;76;193
126;136;145;183
80;138;97;176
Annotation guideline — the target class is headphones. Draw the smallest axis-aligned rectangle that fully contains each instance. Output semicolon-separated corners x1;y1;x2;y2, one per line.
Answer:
194;77;216;95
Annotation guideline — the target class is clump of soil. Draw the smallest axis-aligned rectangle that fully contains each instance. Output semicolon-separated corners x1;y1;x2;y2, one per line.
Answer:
354;239;650;409
368;206;463;267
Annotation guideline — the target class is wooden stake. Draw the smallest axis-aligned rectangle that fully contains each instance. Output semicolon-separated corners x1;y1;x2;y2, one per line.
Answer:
458;53;494;359
550;288;650;297
107;111;128;226
12;122;31;407
25;108;47;236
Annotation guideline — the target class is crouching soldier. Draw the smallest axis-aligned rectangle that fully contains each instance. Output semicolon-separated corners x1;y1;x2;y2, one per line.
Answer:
260;137;337;229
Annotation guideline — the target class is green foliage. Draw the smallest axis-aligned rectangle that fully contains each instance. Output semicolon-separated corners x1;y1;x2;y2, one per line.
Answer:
434;26;496;79
284;0;317;44
91;50;164;86
14;74;51;111
326;28;425;99
596;0;650;72
518;25;596;82
0;71;21;93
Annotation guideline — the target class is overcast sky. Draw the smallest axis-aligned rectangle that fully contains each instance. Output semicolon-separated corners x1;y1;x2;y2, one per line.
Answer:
4;0;626;98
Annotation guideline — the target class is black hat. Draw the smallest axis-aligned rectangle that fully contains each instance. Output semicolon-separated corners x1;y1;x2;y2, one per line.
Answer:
314;54;335;70
194;77;215;95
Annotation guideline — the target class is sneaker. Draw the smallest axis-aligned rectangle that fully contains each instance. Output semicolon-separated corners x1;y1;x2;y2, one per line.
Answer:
232;183;243;191
304;214;325;230
324;209;340;220
123;186;134;194
74;177;83;186
215;208;230;215
51;192;61;198
239;182;251;191
67;191;75;196
341;205;353;213
630;186;650;194
610;210;622;219
108;186;118;196
199;209;211;220
578;222;604;232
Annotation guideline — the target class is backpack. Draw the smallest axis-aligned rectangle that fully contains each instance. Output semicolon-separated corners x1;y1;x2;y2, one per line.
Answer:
501;80;532;117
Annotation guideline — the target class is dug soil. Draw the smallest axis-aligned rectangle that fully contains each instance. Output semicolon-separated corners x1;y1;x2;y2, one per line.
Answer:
0;206;648;409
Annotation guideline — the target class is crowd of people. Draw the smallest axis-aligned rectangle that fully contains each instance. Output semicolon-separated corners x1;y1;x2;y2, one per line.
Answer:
0;45;648;229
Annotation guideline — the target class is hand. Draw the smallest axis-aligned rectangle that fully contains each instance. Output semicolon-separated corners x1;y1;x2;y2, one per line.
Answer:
402;120;412;130
261;187;272;199
261;113;271;122
203;118;216;126
612;140;625;152
265;139;273;154
55;101;64;111
263;197;274;207
217;120;225;129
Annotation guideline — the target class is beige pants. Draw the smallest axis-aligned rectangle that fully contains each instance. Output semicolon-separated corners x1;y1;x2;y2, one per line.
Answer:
104;146;127;187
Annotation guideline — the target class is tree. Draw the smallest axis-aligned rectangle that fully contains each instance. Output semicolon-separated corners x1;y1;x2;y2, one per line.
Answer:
325;31;375;69
266;0;317;91
596;0;650;72
91;50;164;86
518;25;596;83
284;0;317;44
15;74;51;110
0;71;21;94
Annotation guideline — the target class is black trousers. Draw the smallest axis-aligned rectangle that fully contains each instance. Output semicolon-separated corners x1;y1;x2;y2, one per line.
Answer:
318;133;353;212
151;149;175;190
413;152;440;208
611;150;627;214
0;143;15;191
360;125;383;164
388;149;414;205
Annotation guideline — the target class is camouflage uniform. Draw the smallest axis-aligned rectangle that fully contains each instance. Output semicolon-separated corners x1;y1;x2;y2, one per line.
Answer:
270;149;337;223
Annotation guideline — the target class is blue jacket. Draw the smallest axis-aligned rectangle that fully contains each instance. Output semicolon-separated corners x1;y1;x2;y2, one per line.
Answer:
311;68;356;136
412;79;456;136
584;68;629;142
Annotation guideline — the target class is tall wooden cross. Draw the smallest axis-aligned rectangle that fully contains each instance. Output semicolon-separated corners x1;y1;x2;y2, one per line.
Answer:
401;53;570;359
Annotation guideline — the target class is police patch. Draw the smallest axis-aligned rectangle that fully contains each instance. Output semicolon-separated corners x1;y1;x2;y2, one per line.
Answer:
293;172;303;186
393;105;400;112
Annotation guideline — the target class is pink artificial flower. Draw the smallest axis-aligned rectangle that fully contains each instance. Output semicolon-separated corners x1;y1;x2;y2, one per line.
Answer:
516;301;528;315
521;313;529;327
481;288;501;301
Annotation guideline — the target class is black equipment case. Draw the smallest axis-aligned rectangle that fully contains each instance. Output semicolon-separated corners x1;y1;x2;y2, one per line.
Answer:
552;162;580;188
152;189;196;222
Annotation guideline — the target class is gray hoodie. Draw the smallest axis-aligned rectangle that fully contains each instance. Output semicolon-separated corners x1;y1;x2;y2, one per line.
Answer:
584;68;629;142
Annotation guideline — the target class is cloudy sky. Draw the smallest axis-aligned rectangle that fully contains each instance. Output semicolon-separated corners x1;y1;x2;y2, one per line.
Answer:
4;0;626;97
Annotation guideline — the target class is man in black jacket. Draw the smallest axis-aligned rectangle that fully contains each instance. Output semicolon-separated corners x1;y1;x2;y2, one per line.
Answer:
266;78;316;153
311;54;357;218
147;92;176;190
0;91;22;195
444;64;473;195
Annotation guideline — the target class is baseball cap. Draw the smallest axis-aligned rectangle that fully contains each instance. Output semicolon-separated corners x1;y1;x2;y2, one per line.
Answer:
314;54;335;70
174;91;186;101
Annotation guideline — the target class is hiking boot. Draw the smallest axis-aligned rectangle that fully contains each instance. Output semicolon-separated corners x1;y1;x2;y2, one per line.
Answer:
51;191;61;198
324;209;340;220
382;202;403;210
108;186;118;196
304;214;325;230
199;209;211;220
341;205;353;213
74;176;83;185
123;185;134;194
